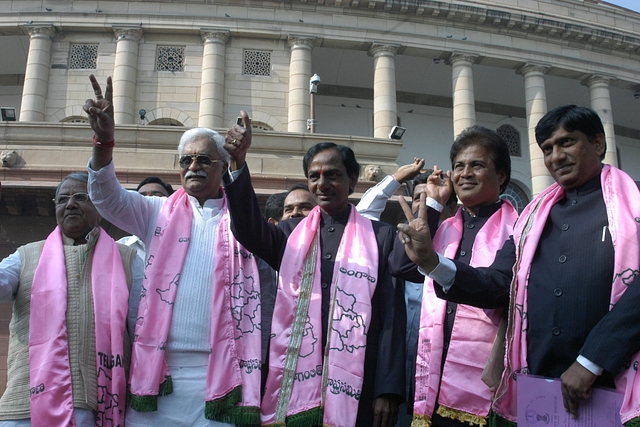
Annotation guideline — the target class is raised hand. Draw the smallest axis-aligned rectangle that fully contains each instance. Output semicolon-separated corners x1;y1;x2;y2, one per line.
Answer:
83;74;114;144
397;192;439;273
426;165;453;206
224;110;252;170
392;157;425;184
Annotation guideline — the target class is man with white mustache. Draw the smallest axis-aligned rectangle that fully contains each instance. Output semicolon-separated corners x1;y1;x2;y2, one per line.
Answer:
84;75;262;427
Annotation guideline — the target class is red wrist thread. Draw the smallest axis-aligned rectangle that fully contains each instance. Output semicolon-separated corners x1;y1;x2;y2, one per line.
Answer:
92;134;115;148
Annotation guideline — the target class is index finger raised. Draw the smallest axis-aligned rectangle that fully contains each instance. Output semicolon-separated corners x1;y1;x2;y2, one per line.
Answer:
89;74;103;99
397;195;413;222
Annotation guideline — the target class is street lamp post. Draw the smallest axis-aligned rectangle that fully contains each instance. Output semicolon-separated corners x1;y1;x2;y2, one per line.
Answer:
308;73;321;133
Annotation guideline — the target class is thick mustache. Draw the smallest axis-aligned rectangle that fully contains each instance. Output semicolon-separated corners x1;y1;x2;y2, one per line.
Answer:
185;170;208;179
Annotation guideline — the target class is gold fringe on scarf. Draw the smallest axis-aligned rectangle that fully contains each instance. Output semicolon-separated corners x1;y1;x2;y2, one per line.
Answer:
436;404;488;426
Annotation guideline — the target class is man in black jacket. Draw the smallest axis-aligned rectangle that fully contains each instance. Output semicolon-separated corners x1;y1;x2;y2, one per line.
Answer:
223;111;405;427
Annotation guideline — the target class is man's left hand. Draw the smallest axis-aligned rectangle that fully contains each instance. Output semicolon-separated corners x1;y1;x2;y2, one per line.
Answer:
372;395;399;427
560;361;597;419
224;110;252;170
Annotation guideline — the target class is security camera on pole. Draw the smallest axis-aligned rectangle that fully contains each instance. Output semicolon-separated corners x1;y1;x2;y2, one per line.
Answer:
308;73;320;133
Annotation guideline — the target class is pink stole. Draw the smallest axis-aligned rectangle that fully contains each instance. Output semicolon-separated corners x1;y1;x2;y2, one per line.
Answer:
412;201;517;426
261;205;379;427
494;165;640;424
29;226;128;427
129;188;261;424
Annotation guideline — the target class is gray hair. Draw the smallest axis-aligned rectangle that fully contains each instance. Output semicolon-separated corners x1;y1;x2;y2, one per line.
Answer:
177;128;229;164
56;172;89;195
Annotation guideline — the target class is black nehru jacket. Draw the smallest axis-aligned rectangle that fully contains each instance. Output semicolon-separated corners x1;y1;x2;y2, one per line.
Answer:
389;201;506;427
442;173;640;384
223;165;406;427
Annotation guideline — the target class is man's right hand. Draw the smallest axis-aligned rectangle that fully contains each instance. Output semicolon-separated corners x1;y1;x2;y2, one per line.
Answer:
224;110;252;170
84;74;114;144
397;192;439;273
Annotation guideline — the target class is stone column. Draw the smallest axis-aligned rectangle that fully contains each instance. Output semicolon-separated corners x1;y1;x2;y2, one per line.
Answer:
368;43;400;139
583;74;618;166
199;30;229;129
517;63;553;195
287;36;315;133
447;53;477;138
19;25;56;122
112;27;143;124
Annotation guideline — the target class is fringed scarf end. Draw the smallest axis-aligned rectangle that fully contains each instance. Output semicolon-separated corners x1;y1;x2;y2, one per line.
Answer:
436;405;487;426
285;406;324;427
129;376;173;412
129;395;158;412
411;413;432;427
205;385;255;424
625;417;640;427
158;376;173;396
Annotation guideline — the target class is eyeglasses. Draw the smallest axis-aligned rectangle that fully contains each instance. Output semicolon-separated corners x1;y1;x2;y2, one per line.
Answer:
53;192;90;205
178;154;224;169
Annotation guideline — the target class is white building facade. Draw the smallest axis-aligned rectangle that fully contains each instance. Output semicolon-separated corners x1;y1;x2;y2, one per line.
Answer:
0;0;639;218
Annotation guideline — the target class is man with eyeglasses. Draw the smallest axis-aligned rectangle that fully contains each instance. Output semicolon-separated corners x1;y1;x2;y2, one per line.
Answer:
0;172;143;427
84;75;262;427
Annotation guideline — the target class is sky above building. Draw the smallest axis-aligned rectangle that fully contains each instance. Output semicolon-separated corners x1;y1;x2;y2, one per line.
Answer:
604;0;640;13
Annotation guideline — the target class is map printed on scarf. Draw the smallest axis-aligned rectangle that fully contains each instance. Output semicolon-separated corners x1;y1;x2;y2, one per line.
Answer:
299;315;318;358
96;367;121;427
330;288;367;353
230;267;260;335
157;273;180;305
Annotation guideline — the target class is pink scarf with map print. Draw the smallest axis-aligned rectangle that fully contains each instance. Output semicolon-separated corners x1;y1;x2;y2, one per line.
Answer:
29;227;128;427
493;165;640;425
413;201;517;427
261;205;379;427
129;188;261;425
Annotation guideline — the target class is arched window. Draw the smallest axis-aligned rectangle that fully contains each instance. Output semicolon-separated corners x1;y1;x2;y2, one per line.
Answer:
249;121;273;131
148;118;184;126
61;116;88;123
500;182;529;213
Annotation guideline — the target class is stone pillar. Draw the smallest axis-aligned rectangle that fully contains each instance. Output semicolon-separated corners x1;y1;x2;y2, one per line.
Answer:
583;74;618;166
287;36;315;133
447;53;477;138
19;25;56;122
112;27;143;124
517;63;553;195
368;43;400;139
199;30;229;129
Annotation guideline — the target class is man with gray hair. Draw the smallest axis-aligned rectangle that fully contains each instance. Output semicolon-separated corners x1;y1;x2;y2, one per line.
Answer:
84;75;262;427
0;172;142;427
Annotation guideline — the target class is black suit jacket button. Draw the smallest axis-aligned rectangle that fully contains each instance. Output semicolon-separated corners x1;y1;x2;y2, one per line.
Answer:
327;226;336;232
552;327;561;336
466;223;475;229
562;223;569;231
460;250;467;257
323;253;332;260
571;199;578;205
554;288;563;297
559;255;567;263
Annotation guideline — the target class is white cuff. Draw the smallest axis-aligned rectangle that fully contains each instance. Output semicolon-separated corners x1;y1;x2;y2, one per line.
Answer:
417;253;457;292
576;355;603;376
426;197;443;213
